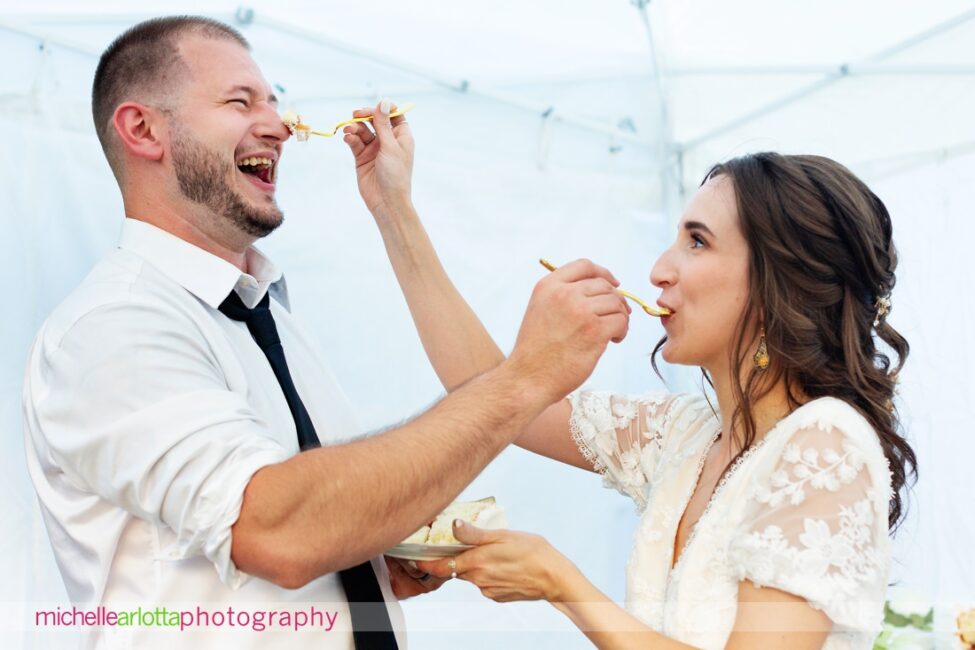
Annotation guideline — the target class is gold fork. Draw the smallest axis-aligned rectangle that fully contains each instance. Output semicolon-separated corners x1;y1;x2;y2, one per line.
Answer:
282;102;416;140
539;258;672;317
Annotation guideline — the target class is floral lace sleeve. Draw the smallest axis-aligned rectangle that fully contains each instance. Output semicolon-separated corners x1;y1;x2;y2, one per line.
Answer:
568;391;709;510
729;417;892;634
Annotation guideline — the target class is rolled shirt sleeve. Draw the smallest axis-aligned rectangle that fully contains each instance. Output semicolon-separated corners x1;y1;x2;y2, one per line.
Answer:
29;299;291;588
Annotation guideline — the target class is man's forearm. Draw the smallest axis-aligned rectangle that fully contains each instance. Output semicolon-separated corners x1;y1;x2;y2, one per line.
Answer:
373;204;505;391
233;358;549;587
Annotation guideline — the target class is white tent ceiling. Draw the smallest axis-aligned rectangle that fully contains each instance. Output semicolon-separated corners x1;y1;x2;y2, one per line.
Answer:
3;0;972;182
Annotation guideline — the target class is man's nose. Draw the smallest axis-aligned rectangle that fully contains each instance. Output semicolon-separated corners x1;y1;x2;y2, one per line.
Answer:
255;104;291;142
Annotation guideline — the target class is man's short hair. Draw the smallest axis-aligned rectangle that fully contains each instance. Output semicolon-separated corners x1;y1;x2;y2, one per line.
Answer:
91;16;249;180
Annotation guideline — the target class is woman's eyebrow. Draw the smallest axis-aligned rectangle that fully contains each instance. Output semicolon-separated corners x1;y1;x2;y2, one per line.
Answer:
683;220;715;237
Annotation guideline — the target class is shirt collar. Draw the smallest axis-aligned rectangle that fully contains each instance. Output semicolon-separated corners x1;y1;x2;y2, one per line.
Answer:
118;218;291;311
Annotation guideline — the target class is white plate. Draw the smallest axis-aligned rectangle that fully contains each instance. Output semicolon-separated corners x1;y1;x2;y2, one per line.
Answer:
385;543;473;561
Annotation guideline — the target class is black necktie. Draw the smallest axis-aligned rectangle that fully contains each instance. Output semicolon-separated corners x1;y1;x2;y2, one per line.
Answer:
219;290;398;649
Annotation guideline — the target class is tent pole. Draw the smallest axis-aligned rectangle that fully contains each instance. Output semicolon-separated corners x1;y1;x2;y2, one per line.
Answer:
856;139;975;182
667;64;975;77
631;1;682;226
631;0;670;144
0;19;101;57
677;7;975;152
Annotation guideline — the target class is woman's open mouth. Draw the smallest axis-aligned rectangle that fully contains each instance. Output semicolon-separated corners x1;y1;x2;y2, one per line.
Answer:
658;305;675;326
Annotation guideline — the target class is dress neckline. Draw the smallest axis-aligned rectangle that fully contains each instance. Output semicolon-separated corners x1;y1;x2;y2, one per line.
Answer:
667;397;834;576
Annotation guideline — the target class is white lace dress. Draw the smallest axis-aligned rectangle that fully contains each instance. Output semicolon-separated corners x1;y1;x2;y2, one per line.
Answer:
569;392;892;650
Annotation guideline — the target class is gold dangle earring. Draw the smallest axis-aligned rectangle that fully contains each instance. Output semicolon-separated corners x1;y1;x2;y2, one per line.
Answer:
753;326;770;370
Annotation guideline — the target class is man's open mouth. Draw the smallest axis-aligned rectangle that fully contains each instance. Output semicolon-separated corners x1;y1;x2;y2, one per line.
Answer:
236;156;275;185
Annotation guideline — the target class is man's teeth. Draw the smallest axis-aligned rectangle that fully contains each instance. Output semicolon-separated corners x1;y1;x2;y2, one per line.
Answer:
237;157;273;167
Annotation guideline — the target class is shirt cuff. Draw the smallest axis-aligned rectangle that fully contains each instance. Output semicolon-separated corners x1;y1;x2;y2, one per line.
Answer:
169;440;291;590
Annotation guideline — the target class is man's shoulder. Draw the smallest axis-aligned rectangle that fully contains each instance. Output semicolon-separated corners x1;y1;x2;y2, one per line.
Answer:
38;248;200;352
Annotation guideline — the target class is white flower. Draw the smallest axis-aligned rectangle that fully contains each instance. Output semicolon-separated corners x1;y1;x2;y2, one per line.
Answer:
793;464;812;479
620;448;641;471
747;551;776;583
811;472;826;489
760;525;784;542
824;536;855;565
823;473;841;491
822;447;841;464
843;443;866;470
796;518;858;574
783;444;801;463
802;447;820;464
799;518;833;550
835;501;875;548
612;400;638;421
837;462;858;483
790;488;807;506
576;418;597;441
735;527;786;583
797;547;830;577
771;469;790;487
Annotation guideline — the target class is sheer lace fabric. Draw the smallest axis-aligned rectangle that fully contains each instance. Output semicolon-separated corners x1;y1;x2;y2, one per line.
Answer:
569;392;891;650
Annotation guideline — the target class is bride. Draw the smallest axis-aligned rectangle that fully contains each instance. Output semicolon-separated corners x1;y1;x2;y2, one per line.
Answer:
343;106;916;649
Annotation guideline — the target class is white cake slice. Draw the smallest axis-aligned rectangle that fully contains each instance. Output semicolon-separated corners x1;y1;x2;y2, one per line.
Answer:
427;498;507;545
397;497;507;546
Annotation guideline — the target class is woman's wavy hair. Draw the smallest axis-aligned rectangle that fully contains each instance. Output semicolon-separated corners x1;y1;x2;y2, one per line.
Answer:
653;152;916;531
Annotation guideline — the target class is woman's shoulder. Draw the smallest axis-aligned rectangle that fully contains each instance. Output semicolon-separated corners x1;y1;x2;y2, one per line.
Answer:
767;396;889;476
777;397;878;442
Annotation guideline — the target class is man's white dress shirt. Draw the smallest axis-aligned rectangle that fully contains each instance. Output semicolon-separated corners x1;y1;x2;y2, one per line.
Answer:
23;218;405;649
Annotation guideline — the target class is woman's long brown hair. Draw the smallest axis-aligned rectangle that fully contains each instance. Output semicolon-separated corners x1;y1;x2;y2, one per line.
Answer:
652;152;916;531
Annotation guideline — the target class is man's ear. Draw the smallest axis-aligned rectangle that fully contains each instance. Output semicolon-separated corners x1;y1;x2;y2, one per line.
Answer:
112;102;166;162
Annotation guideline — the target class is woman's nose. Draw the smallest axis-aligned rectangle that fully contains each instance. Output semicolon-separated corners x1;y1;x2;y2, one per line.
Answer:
650;248;677;288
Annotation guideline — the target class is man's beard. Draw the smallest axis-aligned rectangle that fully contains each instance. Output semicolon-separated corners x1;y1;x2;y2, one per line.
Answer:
170;126;283;238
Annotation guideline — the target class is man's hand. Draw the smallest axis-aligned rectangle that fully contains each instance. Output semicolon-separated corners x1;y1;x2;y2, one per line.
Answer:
342;99;415;221
506;259;630;405
384;556;449;600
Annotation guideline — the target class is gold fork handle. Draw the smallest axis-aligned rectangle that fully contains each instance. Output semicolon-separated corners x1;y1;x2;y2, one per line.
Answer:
616;289;670;316
537;258;670;317
616;289;650;310
293;103;418;138
330;102;417;134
